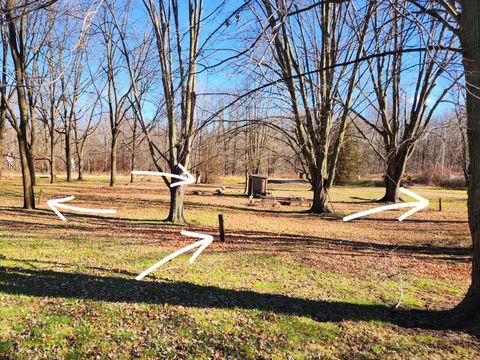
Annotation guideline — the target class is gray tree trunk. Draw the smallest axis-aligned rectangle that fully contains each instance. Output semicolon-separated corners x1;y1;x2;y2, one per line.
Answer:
17;134;35;209
163;163;189;222
65;131;71;182
50;128;56;183
130;119;137;183
77;153;84;181
6;0;35;209
27;148;36;186
110;136;117;187
0;115;4;179
167;183;185;223
453;0;480;324
380;151;409;202
310;171;331;213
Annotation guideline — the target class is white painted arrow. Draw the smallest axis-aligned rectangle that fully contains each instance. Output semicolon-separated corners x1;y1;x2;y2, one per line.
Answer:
47;196;117;222
131;163;195;187
343;187;429;222
136;230;213;281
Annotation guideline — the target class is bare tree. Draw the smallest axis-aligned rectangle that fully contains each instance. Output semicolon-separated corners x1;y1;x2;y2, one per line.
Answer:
445;0;480;324
450;86;469;184
127;74;152;184
128;110;137;183
131;0;203;222
97;2;133;187
73;95;102;181
402;0;480;325
354;0;458;202
57;46;96;183
2;0;41;208
37;10;68;183
254;0;374;213
0;20;7;179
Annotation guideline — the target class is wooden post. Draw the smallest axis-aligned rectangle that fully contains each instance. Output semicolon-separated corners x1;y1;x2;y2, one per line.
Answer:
38;189;44;205
218;214;225;242
439;198;442;211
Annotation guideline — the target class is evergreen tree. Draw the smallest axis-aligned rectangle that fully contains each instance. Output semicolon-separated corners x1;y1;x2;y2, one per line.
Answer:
335;125;363;185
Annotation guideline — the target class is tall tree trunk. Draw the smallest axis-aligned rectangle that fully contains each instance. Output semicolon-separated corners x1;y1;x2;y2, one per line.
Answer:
50;128;56;183
5;0;35;208
110;135;117;187
27;145;35;186
310;173;331;213
379;150;409;202
0;29;6;180
453;0;480;324
165;163;188;222
460;129;470;186
78;152;84;181
27;116;36;186
65;131;71;182
167;184;185;223
0;116;4;179
130;119;136;183
382;173;401;202
18;134;35;209
244;170;249;194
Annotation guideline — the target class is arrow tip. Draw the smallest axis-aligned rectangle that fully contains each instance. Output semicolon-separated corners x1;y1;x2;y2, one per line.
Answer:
47;196;73;222
170;164;195;187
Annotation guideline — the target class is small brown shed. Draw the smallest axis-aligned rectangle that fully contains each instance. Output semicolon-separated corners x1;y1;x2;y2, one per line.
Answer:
248;174;268;197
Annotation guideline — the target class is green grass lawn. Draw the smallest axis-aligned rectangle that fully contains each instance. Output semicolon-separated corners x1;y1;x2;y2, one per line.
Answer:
0;175;478;358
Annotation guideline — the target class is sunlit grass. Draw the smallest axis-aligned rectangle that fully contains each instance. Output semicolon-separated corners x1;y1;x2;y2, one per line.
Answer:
0;175;476;358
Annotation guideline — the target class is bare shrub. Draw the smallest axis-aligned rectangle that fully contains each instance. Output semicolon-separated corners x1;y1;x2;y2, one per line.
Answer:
437;178;467;189
414;166;465;188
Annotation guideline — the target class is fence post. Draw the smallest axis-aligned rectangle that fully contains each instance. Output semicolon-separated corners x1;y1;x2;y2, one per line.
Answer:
439;198;442;211
218;214;225;242
38;189;44;205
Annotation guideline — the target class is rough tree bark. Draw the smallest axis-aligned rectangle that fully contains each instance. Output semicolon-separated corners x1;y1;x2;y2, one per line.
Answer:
77;159;83;180
110;135;117;186
65;128;72;182
311;171;330;213
77;150;84;181
0;28;6;180
50;127;56;183
380;147;412;202
452;0;480;324
168;167;186;222
26;86;36;187
130;116;137;183
5;0;35;208
0;108;4;179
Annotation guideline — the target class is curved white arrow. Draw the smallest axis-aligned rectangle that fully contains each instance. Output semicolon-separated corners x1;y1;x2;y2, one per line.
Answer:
131;163;194;187
343;187;429;222
47;196;117;222
136;230;213;281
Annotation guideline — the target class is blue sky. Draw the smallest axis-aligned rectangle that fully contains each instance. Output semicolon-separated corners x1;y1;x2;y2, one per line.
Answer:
45;0;462;128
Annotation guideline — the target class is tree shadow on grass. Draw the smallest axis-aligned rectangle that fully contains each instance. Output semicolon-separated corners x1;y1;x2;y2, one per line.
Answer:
0;265;473;335
0;209;184;233
0;211;470;261
185;201;310;216
340;217;468;224
226;230;472;259
3;258;138;277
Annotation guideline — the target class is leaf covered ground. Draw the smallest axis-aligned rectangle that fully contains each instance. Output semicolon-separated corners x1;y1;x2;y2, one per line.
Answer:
0;175;478;359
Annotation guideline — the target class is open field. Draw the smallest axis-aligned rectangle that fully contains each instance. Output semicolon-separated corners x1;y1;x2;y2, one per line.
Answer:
0;175;478;359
